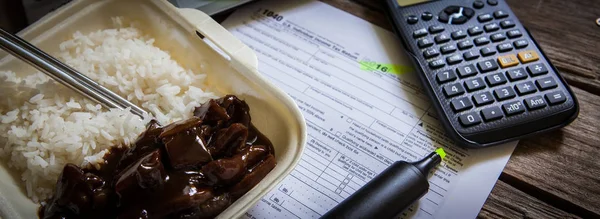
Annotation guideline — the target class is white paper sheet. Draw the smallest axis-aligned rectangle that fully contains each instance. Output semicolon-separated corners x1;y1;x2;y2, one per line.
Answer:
219;1;518;218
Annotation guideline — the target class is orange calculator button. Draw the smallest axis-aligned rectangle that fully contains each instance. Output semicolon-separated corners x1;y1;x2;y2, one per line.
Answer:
518;50;540;63
498;54;519;68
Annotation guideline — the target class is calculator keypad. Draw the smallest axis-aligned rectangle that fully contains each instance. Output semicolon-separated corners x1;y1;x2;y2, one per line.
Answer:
406;1;572;131
527;63;548;76
481;106;503;121
451;30;467;40
477;59;498;72
535;77;557;90
485;72;507;86
502;101;525;116
506;68;527;81
441;44;457;54
480;47;496;56
463;51;480;60
452;97;473;112
473;92;495;106
457;65;478;78
515;81;537;95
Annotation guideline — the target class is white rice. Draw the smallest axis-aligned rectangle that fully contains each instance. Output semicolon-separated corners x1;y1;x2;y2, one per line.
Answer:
0;17;218;202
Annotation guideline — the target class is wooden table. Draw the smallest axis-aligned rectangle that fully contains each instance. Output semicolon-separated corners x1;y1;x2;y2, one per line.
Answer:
2;0;598;218
316;0;600;218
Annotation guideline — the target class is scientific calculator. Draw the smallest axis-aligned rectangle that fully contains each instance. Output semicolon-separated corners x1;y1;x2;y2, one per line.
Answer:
383;0;579;148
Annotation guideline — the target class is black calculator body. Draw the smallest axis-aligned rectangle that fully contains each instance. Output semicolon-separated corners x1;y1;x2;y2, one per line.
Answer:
383;0;579;148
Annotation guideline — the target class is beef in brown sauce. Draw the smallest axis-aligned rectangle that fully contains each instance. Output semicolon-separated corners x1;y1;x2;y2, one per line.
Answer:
39;95;276;219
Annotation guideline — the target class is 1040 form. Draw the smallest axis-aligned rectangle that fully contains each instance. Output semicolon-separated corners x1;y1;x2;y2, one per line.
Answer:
219;0;518;218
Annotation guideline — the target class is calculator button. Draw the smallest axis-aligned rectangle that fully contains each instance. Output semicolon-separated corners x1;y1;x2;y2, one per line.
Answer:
482;107;503;122
451;30;467;40
463;51;480;61
545;91;567;105
484;23;500;32
517;50;539;63
473;0;485;9
441;44;457;54
500;20;516;29
436;70;457;83
524;96;547;110
502;101;525;116
447;55;463;65
418;38;434;48
451;97;473;112
413;28;428;38
490;33;506;42
474;36;490;46
459;112;482;127
407;15;419;24
497;54;519;68
527;63;548;76
480;47;497;56
473;92;495;106
513;39;529;48
462;8;475;18
444;6;461;14
506;68;527;81
515;81;537;95
429;25;445;34
457;64;478;78
507;29;523;38
438;12;450;23
423;48;440;59
493;10;509;19
477;59;499;73
485;72;507;86
536;77;557;90
443;83;465;97
435;34;451;44
488;0;498;6
422;12;433;21
451;16;469;25
458;40;474;50
464;78;486;92
478;14;493;23
494;86;516;100
429;59;446;69
497;43;513;52
468;26;484;36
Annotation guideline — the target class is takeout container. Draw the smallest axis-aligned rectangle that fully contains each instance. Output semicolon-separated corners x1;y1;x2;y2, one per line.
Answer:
0;0;307;218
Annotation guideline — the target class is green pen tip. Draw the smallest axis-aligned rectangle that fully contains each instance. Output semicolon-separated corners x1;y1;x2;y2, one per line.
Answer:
435;148;446;159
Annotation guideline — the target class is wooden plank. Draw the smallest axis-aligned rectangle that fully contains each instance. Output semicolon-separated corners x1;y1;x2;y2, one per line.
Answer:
320;0;392;30
501;86;600;217
478;181;580;219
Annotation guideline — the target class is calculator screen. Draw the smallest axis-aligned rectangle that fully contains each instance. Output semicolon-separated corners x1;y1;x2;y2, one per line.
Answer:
395;0;435;6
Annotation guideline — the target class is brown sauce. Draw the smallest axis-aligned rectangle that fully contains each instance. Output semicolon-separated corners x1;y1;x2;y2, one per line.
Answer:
39;95;276;219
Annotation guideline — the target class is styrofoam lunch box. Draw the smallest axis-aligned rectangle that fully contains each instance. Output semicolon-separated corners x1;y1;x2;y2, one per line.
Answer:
0;0;306;218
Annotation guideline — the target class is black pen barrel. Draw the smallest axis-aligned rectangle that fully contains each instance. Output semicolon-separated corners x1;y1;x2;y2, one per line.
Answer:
321;152;441;219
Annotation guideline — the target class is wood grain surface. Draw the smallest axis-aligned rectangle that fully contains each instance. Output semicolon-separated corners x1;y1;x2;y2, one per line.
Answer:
478;181;580;219
2;0;598;218
318;0;600;218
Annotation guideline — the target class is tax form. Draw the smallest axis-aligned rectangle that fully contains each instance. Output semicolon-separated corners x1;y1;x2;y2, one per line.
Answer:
219;0;518;218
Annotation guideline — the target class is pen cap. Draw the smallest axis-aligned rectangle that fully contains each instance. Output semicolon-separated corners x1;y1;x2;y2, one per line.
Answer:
321;152;441;219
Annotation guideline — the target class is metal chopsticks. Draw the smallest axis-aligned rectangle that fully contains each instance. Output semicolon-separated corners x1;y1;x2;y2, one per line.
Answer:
0;28;148;118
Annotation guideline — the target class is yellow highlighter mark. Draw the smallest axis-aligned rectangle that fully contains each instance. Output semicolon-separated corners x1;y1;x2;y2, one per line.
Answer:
435;148;447;159
359;61;413;75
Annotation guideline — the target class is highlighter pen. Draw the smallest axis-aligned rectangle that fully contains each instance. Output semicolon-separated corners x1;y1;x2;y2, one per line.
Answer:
321;148;446;219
